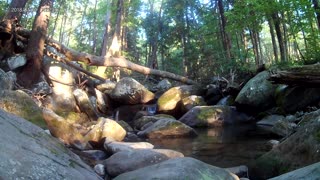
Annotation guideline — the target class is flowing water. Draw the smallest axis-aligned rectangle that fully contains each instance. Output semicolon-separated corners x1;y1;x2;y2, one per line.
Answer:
148;124;273;168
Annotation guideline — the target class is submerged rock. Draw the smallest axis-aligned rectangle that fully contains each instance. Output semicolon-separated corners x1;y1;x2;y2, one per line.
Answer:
104;149;184;177
114;157;239;180
0;109;102;179
179;105;252;127
110;77;155;105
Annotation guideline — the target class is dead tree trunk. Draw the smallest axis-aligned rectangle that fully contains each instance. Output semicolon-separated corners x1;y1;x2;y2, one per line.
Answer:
46;38;197;85
269;64;320;87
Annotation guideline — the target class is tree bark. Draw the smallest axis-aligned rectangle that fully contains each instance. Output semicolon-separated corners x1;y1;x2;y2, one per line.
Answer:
313;0;320;30
17;0;53;87
267;17;279;63
217;0;231;60
46;38;197;85
269;64;320;87
272;12;286;62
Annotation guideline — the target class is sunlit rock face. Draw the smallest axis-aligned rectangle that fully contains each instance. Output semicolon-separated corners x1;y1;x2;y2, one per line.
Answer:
104;141;154;154
73;88;98;120
137;118;197;138
178;105;252;127
110;77;155;105
157;85;205;117
49;65;77;112
103;149;184;177
0;109;102;180
114;157;239;180
180;95;207;114
235;71;277;112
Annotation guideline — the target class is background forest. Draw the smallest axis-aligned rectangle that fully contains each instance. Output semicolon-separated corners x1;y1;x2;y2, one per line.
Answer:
1;0;320;82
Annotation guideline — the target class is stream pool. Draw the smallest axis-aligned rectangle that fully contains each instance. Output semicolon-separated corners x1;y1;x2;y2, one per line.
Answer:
147;124;274;168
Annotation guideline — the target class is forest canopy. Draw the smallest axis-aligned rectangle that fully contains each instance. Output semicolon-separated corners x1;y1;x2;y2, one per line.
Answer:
1;0;320;83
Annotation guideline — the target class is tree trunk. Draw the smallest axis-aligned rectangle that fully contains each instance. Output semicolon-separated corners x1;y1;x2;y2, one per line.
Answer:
17;0;53;87
3;0;29;22
313;0;320;30
91;0;98;54
217;0;231;60
272;12;286;62
267;17;279;63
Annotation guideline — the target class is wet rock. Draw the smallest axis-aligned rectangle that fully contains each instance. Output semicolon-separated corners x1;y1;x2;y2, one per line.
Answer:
157;85;204;113
104;141;154;154
179;105;252;127
104;149;184;177
275;85;320;113
110;77;155;105
0;69;14;90
235;71;277;112
73;89;98;120
0;109;102;180
114;157;239;180
133;114;176;130
138;118;197;138
84;117;126;144
0;90;46;128
269;161;320;180
180;95;206;114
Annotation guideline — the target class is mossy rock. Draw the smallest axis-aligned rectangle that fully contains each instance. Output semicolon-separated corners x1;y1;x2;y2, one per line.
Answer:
0;90;47;128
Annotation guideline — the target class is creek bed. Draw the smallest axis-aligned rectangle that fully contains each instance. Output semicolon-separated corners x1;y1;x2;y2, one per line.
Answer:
147;124;274;168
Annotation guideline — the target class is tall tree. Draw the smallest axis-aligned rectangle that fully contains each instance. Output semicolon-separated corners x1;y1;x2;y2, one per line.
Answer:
17;0;54;87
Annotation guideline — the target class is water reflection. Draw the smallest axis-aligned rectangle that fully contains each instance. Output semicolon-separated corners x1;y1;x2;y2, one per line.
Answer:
148;124;271;168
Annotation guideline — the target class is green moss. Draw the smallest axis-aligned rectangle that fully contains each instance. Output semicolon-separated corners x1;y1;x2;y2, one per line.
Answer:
196;107;217;121
157;88;182;108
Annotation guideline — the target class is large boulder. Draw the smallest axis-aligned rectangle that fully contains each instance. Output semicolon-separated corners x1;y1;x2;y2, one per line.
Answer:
235;71;277;112
137;118;197;138
110;77;155;105
251;109;320;179
180;95;207;114
104;149;184;177
269;161;320;180
256;115;296;137
0;109;102;179
178;105;252;127
157;85;204;113
114;157;239;180
0;90;46;128
275;85;320;113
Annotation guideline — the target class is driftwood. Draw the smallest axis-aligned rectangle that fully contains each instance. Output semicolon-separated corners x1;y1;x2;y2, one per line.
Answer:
12;26;197;85
268;64;320;87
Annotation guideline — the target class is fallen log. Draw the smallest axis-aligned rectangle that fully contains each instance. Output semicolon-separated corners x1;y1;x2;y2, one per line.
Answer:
13;27;197;85
268;64;320;87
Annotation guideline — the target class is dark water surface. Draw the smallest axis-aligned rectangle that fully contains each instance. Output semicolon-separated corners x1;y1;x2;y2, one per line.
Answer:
148;124;272;168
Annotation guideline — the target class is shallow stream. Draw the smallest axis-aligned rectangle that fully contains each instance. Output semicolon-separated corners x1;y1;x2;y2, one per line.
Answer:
148;124;273;168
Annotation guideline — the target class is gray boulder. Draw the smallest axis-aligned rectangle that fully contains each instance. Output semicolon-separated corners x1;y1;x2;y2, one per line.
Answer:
133;114;176;130
179;105;252;127
104;141;154;154
257;115;296;137
138;118;197;138
235;71;277;111
0;109;102;179
154;78;172;91
7;54;27;70
114;157;239;180
110;77;155;105
73;89;98;120
269;161;320;180
104;149;184;177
